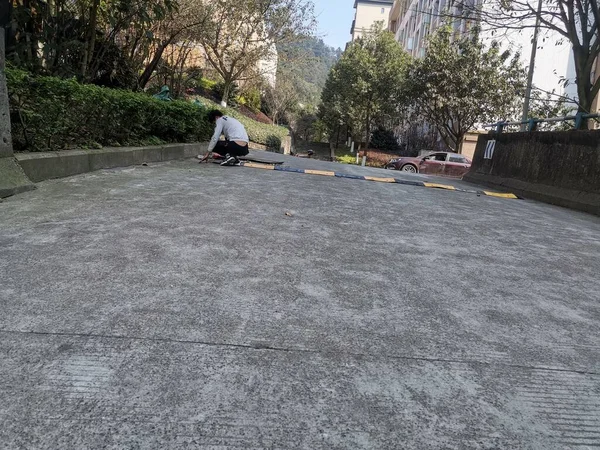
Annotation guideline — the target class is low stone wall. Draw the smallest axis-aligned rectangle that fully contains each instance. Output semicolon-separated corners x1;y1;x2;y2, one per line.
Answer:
464;131;600;215
14;140;281;185
0;157;35;198
16;143;208;183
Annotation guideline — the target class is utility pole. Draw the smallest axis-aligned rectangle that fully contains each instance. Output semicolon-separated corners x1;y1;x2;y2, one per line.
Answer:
521;0;543;131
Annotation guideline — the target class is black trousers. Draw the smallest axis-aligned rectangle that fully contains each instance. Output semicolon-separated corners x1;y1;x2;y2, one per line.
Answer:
214;140;249;157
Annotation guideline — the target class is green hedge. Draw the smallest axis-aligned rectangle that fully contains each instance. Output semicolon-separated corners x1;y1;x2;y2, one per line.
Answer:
6;68;212;151
6;68;288;152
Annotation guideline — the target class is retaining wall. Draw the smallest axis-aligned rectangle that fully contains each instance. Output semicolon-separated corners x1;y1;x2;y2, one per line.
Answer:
15;143;209;183
464;131;600;215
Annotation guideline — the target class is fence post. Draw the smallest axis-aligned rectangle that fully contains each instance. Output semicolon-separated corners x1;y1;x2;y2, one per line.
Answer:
527;119;538;132
575;113;585;130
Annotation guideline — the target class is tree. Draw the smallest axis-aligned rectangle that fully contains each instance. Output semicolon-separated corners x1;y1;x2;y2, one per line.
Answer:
198;0;315;107
455;0;600;119
293;110;319;141
9;0;177;88
369;128;401;153
136;0;212;90
277;37;341;109
263;70;300;124
525;91;578;129
406;27;525;152
319;26;409;149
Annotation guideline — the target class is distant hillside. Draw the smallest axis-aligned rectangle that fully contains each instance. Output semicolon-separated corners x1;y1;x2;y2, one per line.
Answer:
278;38;342;108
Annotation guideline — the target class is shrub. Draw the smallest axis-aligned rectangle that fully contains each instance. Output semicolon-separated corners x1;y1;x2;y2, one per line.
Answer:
336;154;357;165
6;69;287;151
199;78;217;91
265;135;282;152
6;68;213;151
212;81;240;107
240;87;262;112
369;128;401;153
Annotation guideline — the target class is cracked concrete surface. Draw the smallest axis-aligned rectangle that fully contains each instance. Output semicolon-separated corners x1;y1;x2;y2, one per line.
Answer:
1;153;599;449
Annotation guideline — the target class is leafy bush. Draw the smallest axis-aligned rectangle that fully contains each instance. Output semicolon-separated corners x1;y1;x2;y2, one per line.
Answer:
6;68;212;151
212;81;240;107
369;128;401;153
240;87;262;112
336;149;398;168
199;78;217;90
265;135;282;152
336;154;357;165
6;68;287;151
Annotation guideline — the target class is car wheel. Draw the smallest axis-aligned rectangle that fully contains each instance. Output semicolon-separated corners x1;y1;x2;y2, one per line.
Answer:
401;164;417;173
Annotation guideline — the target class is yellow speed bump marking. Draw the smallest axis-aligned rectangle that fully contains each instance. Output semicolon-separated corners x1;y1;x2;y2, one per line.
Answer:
364;176;396;183
484;191;518;199
423;183;456;190
305;169;335;176
244;162;275;170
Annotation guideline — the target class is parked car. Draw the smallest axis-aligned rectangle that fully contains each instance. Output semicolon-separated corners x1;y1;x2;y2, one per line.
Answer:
385;152;472;177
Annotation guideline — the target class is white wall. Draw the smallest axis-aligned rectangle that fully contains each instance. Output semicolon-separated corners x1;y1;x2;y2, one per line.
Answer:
353;2;393;40
390;0;575;104
258;41;278;88
481;26;573;102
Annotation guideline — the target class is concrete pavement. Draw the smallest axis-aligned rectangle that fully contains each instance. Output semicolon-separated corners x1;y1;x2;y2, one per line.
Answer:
1;153;599;448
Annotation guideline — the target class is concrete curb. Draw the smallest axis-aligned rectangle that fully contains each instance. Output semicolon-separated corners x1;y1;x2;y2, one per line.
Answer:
0;157;36;199
15;143;209;183
464;172;600;216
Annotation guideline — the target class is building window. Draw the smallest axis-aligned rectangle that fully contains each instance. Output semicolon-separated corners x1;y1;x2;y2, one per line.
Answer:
381;7;385;13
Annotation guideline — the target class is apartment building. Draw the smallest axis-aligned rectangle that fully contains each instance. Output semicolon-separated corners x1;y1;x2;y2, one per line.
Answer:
351;0;395;41
388;0;574;102
389;0;474;58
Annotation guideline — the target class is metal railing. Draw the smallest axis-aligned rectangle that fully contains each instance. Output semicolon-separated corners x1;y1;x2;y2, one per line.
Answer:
485;113;600;133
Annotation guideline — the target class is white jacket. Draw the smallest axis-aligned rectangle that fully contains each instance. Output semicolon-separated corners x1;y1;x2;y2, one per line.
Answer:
208;116;249;152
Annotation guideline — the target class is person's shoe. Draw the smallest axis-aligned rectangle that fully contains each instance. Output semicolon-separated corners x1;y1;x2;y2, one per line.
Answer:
220;154;236;166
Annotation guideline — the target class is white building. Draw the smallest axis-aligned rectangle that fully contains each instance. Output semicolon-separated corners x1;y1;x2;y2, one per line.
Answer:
388;0;574;101
258;41;279;88
389;0;474;58
351;0;395;41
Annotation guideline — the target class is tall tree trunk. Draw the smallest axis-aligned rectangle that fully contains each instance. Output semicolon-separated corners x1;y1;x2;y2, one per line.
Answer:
138;42;169;90
0;27;14;157
220;81;231;108
572;46;595;129
81;0;100;80
456;132;465;154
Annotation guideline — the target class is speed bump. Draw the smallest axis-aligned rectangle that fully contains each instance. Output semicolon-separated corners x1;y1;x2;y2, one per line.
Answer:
364;176;396;183
305;169;336;176
243;162;275;170
240;163;519;199
423;183;456;191
483;191;519;199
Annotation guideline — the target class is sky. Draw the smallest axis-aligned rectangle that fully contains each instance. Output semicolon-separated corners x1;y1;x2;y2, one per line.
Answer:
313;0;355;49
